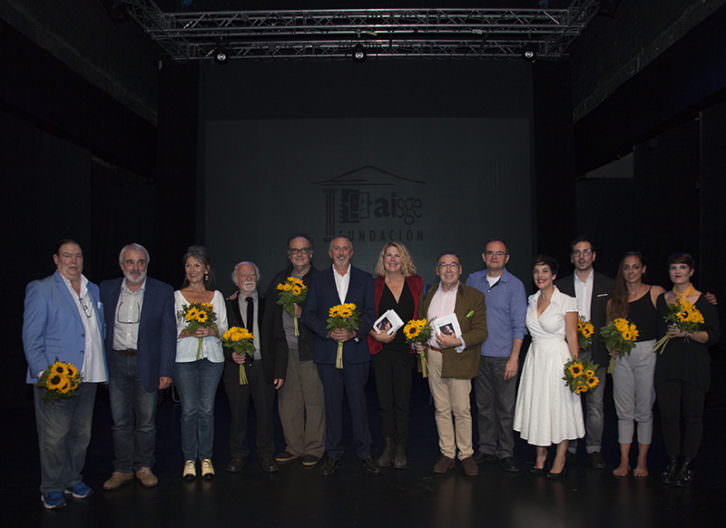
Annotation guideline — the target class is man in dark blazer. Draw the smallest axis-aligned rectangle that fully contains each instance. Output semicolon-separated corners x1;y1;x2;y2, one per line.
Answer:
223;261;285;474
556;236;614;469
100;243;176;490
301;236;378;476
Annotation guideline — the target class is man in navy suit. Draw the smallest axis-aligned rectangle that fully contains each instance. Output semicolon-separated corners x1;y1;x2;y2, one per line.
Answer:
301;236;379;476
23;240;107;509
100;243;176;490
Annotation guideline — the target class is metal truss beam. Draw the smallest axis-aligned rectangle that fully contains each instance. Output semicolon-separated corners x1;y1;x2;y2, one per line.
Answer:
122;1;601;60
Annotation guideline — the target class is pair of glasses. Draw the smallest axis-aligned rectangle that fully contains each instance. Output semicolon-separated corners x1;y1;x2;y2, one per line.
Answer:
117;299;141;324
288;248;312;254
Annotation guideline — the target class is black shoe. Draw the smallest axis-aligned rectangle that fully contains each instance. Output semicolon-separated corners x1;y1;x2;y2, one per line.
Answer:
474;452;496;464
302;455;321;468
360;456;381;475
529;466;546;476
260;456;280;473
674;458;694;487
661;457;680;486
547;465;567;480
588;452;606;470
392;444;407;470
498;457;520;473
274;450;299;464
225;456;247;473
320;456;340;476
377;437;394;468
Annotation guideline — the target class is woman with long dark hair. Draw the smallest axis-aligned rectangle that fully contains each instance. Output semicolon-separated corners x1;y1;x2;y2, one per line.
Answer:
655;253;719;486
174;246;227;481
606;252;664;477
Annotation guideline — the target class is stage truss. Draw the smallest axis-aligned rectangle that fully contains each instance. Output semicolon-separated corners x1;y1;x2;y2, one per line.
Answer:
121;1;601;60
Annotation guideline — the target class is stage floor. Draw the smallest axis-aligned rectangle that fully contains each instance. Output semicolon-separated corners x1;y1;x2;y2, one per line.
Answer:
6;372;725;527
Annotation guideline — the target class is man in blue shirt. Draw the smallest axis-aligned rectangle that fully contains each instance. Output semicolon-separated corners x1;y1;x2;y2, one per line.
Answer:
466;239;527;473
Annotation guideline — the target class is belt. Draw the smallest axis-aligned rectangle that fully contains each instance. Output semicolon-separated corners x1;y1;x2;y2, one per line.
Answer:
114;349;137;355
429;346;442;352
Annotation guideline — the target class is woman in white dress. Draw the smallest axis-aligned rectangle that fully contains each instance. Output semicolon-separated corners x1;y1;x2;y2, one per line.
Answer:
174;246;228;481
514;255;584;478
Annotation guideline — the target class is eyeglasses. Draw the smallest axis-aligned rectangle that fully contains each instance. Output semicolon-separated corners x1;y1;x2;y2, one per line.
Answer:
79;297;92;319
438;262;459;270
117;299;141;324
288;248;312;254
572;249;593;256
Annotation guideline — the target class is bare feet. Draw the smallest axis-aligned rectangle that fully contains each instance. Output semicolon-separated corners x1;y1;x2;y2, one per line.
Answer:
633;465;648;477
612;463;630;477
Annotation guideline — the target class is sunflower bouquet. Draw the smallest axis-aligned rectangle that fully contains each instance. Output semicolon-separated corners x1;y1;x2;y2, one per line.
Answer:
600;318;639;372
177;302;218;359
35;359;81;402
327;303;360;369
222;326;255;384
403;318;433;378
276;276;308;336
653;299;705;354
577;316;595;350
563;358;600;394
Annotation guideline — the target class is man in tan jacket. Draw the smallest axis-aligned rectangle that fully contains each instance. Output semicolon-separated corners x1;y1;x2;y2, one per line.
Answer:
416;252;488;476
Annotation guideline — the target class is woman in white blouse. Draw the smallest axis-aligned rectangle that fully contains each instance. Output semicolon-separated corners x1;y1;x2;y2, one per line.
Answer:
174;246;228;481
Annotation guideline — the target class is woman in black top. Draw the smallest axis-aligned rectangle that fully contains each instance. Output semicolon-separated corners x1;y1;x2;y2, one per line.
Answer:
606;252;664;478
655;253;720;486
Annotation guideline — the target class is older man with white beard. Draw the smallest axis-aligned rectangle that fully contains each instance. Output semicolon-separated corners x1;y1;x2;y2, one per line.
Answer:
100;243;176;490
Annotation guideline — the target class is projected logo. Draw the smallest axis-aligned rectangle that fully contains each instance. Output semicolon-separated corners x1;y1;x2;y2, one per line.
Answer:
313;166;425;243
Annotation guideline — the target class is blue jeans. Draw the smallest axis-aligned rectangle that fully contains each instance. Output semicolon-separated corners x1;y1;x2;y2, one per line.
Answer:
109;351;159;472
33;383;97;493
175;359;224;461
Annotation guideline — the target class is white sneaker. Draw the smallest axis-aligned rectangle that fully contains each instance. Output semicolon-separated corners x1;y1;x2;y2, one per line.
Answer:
183;460;196;481
201;458;215;480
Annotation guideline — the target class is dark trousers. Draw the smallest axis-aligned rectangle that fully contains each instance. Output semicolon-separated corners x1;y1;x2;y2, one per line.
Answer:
372;348;414;445
655;379;706;459
223;359;275;459
317;361;372;460
474;356;516;459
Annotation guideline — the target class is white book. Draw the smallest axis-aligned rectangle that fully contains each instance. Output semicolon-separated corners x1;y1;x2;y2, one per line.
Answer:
373;309;405;336
431;313;462;339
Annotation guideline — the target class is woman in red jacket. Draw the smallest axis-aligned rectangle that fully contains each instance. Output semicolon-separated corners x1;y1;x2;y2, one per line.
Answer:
368;242;423;470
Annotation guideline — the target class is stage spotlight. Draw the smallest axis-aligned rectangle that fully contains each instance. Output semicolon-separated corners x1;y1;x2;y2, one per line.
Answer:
352;44;367;63
522;45;537;62
214;44;228;64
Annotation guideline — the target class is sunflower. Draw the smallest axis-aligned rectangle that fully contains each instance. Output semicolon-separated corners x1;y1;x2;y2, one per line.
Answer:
283;283;293;292
582;326;594;338
584;369;595;378
568;363;584;377
52;362;68;376
586;376;599;388
58;378;71;394
196;311;208;323
622;330;632;341
676;310;689;322
292;285;302;296
65;362;79;379
185;307;199;321
201;302;213;311
575;385;587;394
46;373;66;391
328;307;341;318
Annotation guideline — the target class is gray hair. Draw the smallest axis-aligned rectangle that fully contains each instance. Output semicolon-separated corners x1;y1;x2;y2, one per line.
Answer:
328;235;353;251
119;243;150;265
231;261;261;285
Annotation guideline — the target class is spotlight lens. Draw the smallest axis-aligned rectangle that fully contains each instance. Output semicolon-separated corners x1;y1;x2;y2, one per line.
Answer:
216;51;227;62
524;50;535;59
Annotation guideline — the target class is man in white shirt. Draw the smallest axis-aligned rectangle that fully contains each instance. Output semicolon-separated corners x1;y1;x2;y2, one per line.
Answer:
556;236;614;469
23;240;107;509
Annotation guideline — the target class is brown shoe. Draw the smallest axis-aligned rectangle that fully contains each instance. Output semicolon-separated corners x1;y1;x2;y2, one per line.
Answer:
135;467;159;488
461;456;479;476
103;471;134;491
433;456;455;474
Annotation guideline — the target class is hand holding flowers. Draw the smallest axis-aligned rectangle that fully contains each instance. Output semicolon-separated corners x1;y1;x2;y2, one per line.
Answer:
600;318;638;373
35;359;81;402
403;318;433;378
177;302;218;359
653;300;705;354
577;316;594;350
563;358;600;394
222;326;255;384
276;276;308;336
327;303;360;369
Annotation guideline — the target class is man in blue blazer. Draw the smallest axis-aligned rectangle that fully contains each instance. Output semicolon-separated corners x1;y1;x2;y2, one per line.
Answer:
301;236;378;475
23;240;107;509
99;243;176;490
